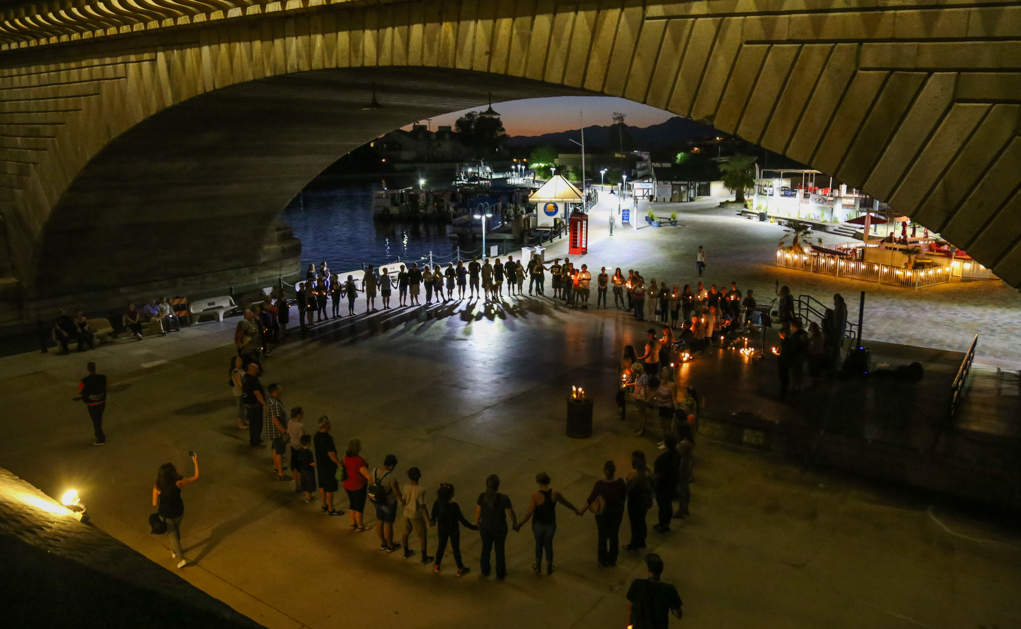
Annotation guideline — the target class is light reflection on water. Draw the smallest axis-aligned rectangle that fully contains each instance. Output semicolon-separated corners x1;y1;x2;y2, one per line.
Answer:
280;182;457;274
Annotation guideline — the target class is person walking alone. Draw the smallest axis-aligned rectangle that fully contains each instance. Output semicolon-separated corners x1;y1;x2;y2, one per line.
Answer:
696;245;706;276
153;453;199;569
432;483;476;576
579;461;627;567
515;472;580;575
78;362;107;446
476;474;518;580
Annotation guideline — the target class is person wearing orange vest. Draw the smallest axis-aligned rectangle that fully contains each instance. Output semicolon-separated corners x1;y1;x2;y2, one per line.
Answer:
79;362;107;446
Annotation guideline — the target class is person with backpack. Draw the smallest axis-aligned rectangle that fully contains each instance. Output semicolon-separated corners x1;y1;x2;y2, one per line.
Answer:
369;454;403;552
152;453;199;569
578;461;628;567
432;483;476;576
515;472;581;576
475;474;518;579
624;451;654;551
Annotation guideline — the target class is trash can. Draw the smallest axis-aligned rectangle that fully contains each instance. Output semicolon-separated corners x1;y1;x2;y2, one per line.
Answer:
566;398;594;438
758;211;767;222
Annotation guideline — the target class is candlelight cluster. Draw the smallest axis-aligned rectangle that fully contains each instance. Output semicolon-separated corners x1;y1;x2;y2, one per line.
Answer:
771;346;780;356
571;386;587;400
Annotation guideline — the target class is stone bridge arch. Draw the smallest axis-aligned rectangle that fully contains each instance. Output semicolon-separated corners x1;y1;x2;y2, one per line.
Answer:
0;0;1019;321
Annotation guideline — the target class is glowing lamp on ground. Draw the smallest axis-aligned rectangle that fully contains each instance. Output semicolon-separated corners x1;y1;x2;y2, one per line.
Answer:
59;489;88;522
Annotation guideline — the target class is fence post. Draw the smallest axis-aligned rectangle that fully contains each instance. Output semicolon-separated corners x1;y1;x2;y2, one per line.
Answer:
429;251;433;268
456;246;460;262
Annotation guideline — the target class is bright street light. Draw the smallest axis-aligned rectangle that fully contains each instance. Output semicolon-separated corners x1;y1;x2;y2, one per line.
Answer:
600;168;607;187
419;178;426;189
473;206;494;258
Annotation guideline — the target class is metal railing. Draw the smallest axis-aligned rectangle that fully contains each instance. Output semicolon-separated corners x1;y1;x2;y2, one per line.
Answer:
795;294;858;340
947;334;978;427
776;250;952;288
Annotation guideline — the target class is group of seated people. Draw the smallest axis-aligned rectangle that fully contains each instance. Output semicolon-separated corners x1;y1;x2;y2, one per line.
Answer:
51;309;96;354
52;297;182;353
121;299;181;339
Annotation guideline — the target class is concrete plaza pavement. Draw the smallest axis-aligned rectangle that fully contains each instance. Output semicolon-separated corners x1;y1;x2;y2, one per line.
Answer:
1;197;1020;629
568;193;1021;366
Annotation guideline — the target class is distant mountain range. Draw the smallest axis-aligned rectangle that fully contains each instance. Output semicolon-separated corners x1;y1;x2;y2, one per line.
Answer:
505;116;716;150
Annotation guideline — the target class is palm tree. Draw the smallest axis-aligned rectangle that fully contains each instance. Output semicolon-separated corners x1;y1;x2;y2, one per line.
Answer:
778;220;819;253
719;154;756;204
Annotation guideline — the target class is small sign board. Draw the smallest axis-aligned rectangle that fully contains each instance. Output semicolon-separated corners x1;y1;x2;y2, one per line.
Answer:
621;209;630;224
742;428;765;446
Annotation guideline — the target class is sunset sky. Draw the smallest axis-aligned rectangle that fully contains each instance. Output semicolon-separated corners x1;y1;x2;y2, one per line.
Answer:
411;95;677;137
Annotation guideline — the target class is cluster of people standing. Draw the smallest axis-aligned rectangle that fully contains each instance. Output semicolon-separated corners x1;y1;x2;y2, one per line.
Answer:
774;287;849;398
614;267;758;353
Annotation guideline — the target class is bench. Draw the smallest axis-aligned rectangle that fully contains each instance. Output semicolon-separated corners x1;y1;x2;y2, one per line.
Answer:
189;296;236;323
88;318;115;343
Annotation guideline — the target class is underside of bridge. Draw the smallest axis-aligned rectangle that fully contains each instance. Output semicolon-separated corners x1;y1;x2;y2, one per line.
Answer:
30;68;584;312
0;0;1020;325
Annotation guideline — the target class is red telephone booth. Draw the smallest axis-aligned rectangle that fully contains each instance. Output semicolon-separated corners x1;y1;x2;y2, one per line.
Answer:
569;212;589;255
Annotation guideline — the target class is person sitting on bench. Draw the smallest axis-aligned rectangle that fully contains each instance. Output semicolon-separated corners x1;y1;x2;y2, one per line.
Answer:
53;309;86;353
157;297;182;332
73;310;96;350
123;303;144;339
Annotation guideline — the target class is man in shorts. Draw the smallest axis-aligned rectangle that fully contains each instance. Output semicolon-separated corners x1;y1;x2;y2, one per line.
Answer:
264;383;292;481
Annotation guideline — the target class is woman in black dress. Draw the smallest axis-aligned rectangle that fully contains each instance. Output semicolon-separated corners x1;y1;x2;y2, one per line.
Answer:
153;453;200;569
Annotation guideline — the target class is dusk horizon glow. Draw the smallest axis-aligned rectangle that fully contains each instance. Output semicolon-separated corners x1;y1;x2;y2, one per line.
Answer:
405;96;678;137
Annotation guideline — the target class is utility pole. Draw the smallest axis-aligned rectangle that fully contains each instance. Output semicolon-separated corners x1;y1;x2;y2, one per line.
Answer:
569;112;587;208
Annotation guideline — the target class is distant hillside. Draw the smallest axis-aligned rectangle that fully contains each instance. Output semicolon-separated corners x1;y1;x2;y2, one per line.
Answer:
505;116;716;150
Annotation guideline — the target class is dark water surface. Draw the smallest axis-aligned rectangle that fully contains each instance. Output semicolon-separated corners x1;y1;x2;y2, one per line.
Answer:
280;179;458;274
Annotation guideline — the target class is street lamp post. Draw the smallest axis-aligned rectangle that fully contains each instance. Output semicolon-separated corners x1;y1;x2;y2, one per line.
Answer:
419;178;426;190
600;168;607;188
621;173;628;220
473;204;493;258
